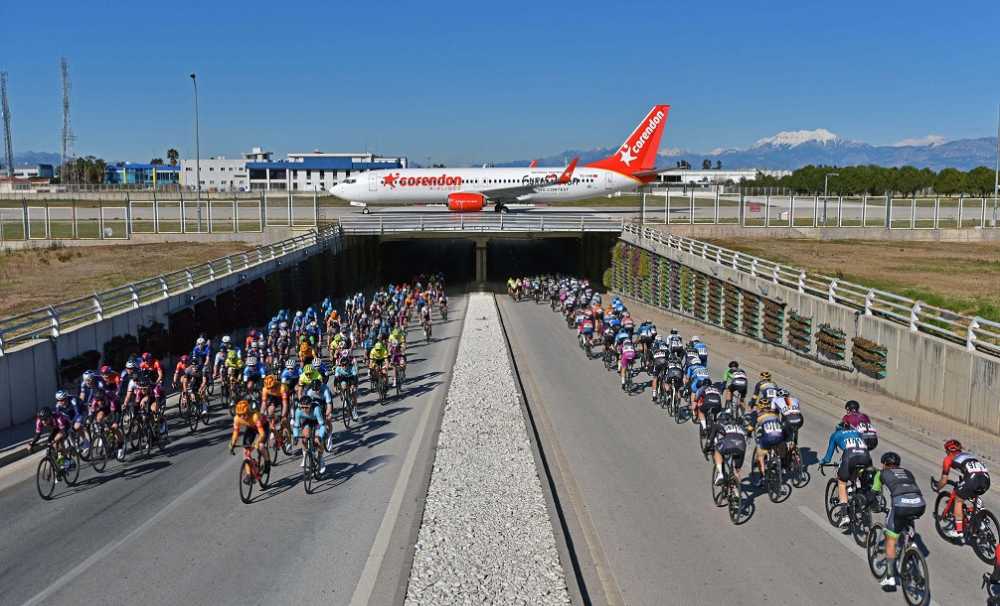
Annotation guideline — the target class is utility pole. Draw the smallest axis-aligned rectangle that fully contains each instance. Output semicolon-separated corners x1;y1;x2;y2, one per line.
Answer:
190;73;202;232
994;104;999;227
61;58;75;184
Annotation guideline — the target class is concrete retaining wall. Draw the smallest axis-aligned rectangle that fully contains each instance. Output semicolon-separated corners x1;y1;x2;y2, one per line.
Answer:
653;223;1000;242
618;230;1000;435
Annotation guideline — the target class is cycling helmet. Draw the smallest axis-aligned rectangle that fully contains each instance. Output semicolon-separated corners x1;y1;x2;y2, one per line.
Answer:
222;335;232;345
296;311;303;317
234;400;250;416
760;371;772;381
142;352;152;362
691;336;701;342
180;354;190;364
196;337;206;346
279;322;288;330
880;452;901;467
246;356;257;366
755;399;770;411
55;390;68;401
100;365;112;375
845;400;860;413
126;361;136;370
38;406;53;420
670;329;678;335
728;361;739;369
82;370;95;384
944;439;962;453
264;375;277;388
284;359;295;370
311;359;322;368
777;388;790;398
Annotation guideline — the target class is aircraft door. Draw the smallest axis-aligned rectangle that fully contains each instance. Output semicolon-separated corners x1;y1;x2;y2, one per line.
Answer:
369;172;378;192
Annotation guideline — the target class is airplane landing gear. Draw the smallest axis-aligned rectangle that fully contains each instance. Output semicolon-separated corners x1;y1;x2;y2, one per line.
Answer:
494;203;508;213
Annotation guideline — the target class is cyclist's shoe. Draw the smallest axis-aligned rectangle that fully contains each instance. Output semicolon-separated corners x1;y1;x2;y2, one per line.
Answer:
300;453;306;468
714;470;724;486
836;509;850;528
880;574;897;590
944;528;962;539
352;410;360;422
319;462;327;475
117;447;126;461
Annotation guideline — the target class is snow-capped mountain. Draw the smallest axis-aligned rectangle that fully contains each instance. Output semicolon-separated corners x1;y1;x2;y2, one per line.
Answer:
497;129;997;171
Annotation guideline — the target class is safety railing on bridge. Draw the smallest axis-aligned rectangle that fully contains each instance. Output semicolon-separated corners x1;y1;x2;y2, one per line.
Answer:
338;213;626;234
622;223;1000;358
0;225;343;356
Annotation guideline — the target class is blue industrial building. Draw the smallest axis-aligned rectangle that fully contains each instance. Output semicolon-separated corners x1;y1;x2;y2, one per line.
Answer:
105;163;180;187
246;152;406;191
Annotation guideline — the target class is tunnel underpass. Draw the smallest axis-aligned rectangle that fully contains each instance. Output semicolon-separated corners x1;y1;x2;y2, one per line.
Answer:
375;233;616;286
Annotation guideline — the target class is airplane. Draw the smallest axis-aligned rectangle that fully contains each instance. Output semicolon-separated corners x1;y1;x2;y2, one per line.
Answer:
330;104;670;213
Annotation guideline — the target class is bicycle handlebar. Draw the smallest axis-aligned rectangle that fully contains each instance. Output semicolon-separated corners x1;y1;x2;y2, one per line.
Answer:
819;463;837;477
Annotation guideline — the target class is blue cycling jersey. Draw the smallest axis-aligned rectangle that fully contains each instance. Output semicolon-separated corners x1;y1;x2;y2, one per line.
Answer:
293;404;327;439
615;329;630;344
242;363;266;381
821;428;868;464
280;368;300;386
686;364;708;380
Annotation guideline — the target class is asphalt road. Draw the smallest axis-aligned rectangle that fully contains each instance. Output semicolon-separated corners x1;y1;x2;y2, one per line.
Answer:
498;295;994;606
0;296;465;606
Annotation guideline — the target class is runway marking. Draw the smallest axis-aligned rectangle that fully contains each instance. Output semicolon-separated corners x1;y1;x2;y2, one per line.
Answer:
21;458;231;606
797;505;941;606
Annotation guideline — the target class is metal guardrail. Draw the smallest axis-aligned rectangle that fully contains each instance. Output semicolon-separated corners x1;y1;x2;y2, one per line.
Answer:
339;213;626;234
623;223;1000;358
0;225;343;356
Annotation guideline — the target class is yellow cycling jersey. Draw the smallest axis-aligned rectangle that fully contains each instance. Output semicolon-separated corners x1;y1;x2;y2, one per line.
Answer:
370;344;389;361
225;357;244;370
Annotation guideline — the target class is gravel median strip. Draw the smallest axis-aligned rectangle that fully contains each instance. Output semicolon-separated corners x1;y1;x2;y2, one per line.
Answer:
404;292;571;605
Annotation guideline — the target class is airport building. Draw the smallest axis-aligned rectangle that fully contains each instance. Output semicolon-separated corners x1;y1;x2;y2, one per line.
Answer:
246;151;407;192
104;162;180;187
13;164;55;180
654;168;791;185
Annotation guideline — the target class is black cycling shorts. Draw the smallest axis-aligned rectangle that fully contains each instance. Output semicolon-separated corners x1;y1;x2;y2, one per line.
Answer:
242;425;269;447
886;494;926;534
701;398;721;418
837;450;872;482
957;474;991;499
727;381;747;398
718;438;746;469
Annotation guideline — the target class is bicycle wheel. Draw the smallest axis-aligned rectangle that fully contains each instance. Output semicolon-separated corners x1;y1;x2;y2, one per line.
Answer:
280;425;294;456
188;404;199;432
342;396;354;430
239;460;255;504
36;457;56;500
303;450;315;494
866;524;887;579
111;427;127;461
91;434;107;473
256;451;270;490
395;369;403;396
64;449;80;486
970;509;1000;564
767;458;786;503
267;431;280;464
699;430;711;462
711;464;726;507
789;451;810;488
824;478;841;526
932;491;957;542
850;495;871;547
727;477;745;525
900;548;931;606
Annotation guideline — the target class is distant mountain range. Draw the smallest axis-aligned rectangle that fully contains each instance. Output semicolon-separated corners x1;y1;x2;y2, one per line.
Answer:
5;151;62;168
498;129;999;171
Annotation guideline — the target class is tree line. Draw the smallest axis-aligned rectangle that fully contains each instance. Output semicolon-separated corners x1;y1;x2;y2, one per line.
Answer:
56;148;179;184
751;164;998;196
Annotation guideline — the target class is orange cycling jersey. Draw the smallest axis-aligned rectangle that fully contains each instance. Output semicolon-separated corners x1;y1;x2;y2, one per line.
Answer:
261;385;282;405
230;412;267;447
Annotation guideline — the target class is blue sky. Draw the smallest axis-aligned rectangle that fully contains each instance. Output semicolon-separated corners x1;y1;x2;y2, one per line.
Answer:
4;0;1000;164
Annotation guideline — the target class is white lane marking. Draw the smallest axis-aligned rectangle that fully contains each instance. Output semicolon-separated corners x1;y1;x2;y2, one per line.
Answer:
798;505;941;606
348;327;449;606
20;458;231;606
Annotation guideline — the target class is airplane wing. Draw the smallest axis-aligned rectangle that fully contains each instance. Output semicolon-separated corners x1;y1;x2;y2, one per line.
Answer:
471;157;579;203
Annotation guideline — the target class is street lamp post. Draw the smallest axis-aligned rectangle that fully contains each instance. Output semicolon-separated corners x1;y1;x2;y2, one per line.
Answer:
190;73;202;232
993;104;998;227
823;172;839;225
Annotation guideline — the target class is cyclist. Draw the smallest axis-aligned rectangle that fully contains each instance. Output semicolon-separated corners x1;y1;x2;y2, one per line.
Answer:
224;350;244;393
186;360;209;414
667;328;685;359
261;374;284;424
618;337;637;388
706;409;749;486
369;336;390;386
54;390;88;448
684;361;710;399
334;352;361;423
298;336;316;365
689;335;708;366
842;400;879;451
192;336;212;369
293;393;327;474
747;398;785;487
723;361;748;409
280;359;300;412
242;355;267;400
388;337;406;388
693;379;724;431
229;399;270;472
749;371;777;407
933;439;991;539
298;358;323;396
872;451;926;589
821;420;872;526
77;370;104;409
770;388;804;447
649;339;671;402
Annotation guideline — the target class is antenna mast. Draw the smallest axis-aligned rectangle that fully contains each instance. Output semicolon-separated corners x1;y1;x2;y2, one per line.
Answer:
1;72;13;178
61;58;75;182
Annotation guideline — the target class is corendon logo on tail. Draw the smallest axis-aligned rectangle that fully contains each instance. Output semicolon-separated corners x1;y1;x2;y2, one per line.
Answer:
618;109;666;166
381;173;463;189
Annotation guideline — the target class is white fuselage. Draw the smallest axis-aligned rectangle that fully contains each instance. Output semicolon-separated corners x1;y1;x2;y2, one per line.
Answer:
329;166;640;205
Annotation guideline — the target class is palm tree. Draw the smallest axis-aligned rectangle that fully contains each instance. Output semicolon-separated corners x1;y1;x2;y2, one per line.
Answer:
167;148;179;166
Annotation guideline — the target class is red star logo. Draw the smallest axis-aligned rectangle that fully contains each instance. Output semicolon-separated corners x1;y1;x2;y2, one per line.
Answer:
382;173;398;188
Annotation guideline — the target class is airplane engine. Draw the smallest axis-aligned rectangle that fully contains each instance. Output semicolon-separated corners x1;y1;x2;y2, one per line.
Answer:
447;192;486;212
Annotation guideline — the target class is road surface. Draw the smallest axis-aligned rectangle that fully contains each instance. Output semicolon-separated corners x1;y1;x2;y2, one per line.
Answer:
499;295;993;606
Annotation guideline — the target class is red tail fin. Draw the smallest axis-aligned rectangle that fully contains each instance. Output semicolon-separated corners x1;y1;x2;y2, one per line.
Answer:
586;105;670;177
528;159;538;167
557;157;579;184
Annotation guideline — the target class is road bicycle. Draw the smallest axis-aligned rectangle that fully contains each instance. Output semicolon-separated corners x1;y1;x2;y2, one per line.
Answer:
393;362;406;397
423;319;432;342
710;452;747;525
302;437;323;494
821;464;877;545
931;477;999;564
36;442;80;500
236;444;270;504
785;442;810;489
760;445;790;503
867;523;931;606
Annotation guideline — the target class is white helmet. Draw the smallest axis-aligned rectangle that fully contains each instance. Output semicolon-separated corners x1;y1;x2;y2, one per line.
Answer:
221;335;231;345
692;336;701;342
196;337;206;346
246;356;258;365
284;359;295;369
